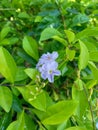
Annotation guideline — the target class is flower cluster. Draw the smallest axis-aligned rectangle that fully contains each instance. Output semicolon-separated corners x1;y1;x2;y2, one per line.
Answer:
36;52;61;83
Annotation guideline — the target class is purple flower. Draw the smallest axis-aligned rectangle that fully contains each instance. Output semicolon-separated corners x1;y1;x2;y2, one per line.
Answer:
42;62;61;83
41;51;58;63
36;51;58;71
36;51;61;83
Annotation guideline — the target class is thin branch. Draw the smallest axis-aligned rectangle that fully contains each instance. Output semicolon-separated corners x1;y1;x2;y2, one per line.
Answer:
83;85;96;130
0;8;15;11
55;0;66;30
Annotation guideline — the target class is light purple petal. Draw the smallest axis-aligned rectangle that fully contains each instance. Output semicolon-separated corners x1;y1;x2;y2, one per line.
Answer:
47;62;58;71
53;70;61;76
48;74;54;83
52;51;58;60
36;51;61;83
41;72;47;80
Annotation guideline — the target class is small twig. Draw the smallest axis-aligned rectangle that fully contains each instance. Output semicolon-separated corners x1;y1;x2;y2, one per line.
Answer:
0;8;15;11
83;85;96;130
55;0;66;30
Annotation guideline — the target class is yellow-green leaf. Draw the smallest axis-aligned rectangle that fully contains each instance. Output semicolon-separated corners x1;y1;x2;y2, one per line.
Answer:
0;47;17;83
23;36;39;61
78;40;89;70
0;86;12;112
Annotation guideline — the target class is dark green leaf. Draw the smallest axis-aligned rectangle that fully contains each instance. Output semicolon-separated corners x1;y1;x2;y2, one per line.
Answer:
7;111;25;130
0;112;12;130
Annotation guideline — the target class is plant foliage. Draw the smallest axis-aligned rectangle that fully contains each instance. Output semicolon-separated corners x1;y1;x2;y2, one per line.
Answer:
0;0;98;129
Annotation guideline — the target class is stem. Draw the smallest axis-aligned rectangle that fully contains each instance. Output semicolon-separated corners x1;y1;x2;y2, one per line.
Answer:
83;85;95;130
55;0;66;30
0;8;15;11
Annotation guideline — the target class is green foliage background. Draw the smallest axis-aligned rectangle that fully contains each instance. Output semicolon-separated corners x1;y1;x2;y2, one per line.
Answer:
0;0;98;130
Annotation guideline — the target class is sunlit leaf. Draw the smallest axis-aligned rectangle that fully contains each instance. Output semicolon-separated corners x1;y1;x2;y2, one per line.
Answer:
65;126;87;130
24;68;39;80
0;86;12;112
0;26;10;40
89;51;98;62
88;61;98;82
0;47;17;83
66;47;75;61
76;27;98;38
42;100;77;125
78;40;89;70
39;28;62;42
72;86;88;120
64;30;75;43
17;86;46;111
23;36;39;61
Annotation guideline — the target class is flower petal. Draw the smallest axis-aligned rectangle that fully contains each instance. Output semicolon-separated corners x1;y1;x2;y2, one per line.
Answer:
48;74;54;83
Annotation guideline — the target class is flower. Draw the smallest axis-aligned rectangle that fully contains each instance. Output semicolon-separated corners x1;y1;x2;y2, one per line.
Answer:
41;62;61;83
41;51;58;62
36;51;61;83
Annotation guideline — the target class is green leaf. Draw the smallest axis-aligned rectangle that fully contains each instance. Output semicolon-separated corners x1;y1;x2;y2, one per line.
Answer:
7;111;25;130
0;26;10;40
86;80;97;89
34;16;42;22
65;126;87;130
89;51;98;62
0;112;12;130
88;61;98;82
39;28;62;42
81;38;97;52
76;27;98;39
78;40;89;70
42;100;77;125
72;86;88;120
74;78;84;90
64;30;75;43
72;13;89;25
24;68;39;80
12;95;23;112
52;36;67;46
0;38;10;45
17;48;36;66
18;12;30;19
0;47;17;83
23;36;39;61
16;86;46;111
57;120;70;130
66;47;75;61
24;113;36;130
15;67;28;81
0;86;12;112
